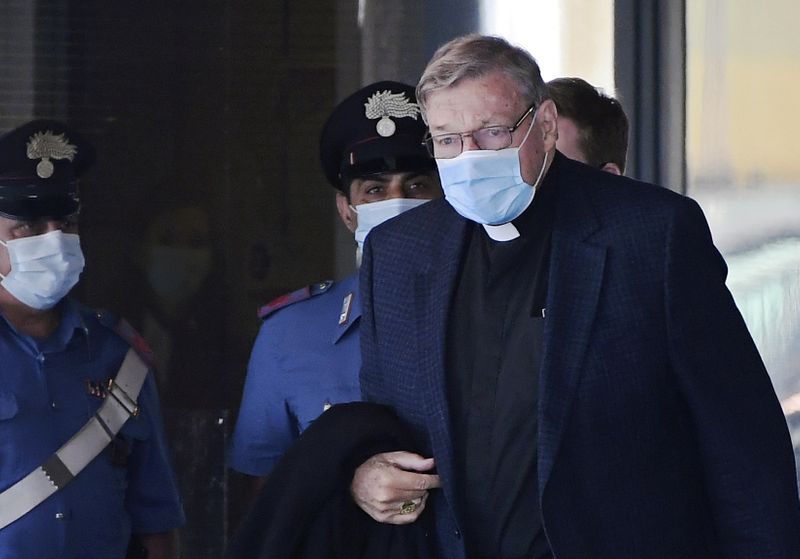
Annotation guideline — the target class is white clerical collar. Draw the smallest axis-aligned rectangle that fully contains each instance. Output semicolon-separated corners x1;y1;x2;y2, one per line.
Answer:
482;222;520;241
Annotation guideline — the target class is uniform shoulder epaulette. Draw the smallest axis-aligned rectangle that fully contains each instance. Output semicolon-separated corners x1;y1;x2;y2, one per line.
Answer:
94;309;156;369
257;280;334;320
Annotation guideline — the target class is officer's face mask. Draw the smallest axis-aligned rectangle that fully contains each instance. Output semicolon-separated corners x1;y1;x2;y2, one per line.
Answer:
351;197;430;266
435;107;549;225
0;230;85;310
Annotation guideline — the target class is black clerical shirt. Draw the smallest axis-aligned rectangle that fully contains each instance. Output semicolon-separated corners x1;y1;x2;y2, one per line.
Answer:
445;175;556;559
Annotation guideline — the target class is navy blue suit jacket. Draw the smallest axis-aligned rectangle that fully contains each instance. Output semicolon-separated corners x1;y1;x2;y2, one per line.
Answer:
359;154;800;558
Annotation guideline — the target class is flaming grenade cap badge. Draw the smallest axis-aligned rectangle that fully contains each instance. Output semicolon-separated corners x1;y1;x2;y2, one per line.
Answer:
26;130;78;179
364;90;420;138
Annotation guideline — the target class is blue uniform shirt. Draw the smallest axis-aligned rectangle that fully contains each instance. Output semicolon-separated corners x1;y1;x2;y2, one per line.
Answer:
0;299;185;559
228;274;362;476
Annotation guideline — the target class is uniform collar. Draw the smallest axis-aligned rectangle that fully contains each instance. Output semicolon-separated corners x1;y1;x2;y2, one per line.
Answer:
35;298;88;353
0;298;88;355
333;273;361;344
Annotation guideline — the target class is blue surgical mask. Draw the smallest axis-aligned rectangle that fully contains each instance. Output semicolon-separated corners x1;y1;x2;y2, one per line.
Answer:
351;197;430;266
352;197;431;249
436;110;548;225
0;230;85;310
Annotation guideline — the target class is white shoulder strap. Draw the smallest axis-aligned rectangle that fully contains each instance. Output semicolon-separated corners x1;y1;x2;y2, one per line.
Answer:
0;348;149;530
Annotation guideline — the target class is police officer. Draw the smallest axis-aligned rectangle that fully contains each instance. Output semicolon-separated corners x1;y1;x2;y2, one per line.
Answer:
228;81;442;491
0;120;184;558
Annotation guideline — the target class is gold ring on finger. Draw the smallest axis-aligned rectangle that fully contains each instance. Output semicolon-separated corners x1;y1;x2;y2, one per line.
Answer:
399;500;418;515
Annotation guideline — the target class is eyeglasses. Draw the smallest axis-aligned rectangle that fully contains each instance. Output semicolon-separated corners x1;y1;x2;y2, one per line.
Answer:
423;103;536;159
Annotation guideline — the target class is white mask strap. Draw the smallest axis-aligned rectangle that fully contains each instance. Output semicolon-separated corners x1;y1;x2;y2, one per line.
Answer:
0;239;7;279
532;149;549;190
518;106;539;149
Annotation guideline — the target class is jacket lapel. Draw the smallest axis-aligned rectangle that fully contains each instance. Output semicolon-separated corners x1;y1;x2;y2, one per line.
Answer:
414;207;468;503
538;174;606;497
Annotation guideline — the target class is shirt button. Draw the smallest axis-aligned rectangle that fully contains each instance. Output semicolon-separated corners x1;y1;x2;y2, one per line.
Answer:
453;528;461;539
55;512;65;520
51;401;57;409
36;353;45;364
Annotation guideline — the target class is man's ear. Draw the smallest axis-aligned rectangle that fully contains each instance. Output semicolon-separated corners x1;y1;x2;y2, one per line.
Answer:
600;162;623;176
335;191;357;233
538;99;559;150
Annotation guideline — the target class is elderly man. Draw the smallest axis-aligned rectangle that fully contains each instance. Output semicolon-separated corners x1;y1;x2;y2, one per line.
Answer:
548;76;628;175
352;35;800;558
0;120;184;558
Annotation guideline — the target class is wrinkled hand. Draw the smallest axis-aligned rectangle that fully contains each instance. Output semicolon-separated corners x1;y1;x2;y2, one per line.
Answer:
350;451;441;524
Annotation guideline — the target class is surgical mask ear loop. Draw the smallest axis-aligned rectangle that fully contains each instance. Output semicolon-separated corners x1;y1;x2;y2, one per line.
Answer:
518;105;538;149
348;203;362;226
531;149;549;189
347;204;359;231
0;239;7;279
517;106;549;190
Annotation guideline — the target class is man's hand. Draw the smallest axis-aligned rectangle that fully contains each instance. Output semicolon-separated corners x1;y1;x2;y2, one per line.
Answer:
350;451;441;524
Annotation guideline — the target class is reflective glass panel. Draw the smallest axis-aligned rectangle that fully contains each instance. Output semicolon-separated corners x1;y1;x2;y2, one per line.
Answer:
687;0;800;477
